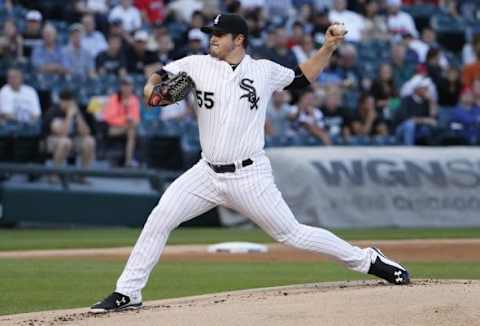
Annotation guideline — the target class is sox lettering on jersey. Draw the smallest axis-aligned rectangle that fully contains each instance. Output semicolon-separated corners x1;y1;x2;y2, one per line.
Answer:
239;78;259;110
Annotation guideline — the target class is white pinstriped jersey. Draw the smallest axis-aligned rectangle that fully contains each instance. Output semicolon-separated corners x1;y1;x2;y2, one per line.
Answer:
163;54;295;164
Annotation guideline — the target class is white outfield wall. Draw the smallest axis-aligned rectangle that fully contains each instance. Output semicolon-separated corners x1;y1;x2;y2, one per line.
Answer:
219;147;480;228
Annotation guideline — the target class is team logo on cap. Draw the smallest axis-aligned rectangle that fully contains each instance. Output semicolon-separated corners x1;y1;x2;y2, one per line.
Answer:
214;14;221;25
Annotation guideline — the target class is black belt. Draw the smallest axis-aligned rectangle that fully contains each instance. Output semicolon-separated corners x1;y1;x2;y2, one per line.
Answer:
207;158;253;173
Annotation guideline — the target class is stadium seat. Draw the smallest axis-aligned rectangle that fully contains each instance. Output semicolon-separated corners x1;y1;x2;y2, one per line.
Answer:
431;14;467;53
12;136;42;163
343;91;360;110
436;106;454;128
145;136;184;170
403;4;441;32
0;137;13;162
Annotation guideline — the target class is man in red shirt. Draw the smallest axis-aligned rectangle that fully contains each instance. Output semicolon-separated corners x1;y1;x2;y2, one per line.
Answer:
134;0;166;25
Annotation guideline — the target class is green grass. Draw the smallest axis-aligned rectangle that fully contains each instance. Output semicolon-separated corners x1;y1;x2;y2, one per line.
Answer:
1;259;480;316
1;227;480;251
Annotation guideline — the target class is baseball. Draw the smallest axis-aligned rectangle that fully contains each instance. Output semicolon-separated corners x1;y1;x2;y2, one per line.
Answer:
330;23;347;36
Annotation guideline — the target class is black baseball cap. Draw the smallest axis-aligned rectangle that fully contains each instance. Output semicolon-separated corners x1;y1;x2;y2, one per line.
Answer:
201;13;248;36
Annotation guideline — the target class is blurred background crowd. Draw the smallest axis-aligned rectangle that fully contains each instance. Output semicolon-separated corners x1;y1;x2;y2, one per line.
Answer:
0;0;479;173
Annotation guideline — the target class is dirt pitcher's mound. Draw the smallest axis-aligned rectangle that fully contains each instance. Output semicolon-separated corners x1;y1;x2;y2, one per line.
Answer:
2;280;480;326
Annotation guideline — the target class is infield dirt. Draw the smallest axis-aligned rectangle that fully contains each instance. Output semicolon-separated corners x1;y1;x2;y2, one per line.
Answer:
1;239;480;261
2;239;480;325
1;280;479;326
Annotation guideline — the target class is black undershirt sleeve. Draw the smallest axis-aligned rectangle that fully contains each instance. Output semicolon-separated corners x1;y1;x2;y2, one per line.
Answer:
284;66;311;91
153;68;169;81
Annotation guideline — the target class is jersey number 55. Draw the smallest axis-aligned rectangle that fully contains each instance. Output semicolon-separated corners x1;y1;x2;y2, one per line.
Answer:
195;90;215;109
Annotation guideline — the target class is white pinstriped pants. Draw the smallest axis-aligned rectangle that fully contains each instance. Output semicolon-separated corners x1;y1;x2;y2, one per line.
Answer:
116;154;372;299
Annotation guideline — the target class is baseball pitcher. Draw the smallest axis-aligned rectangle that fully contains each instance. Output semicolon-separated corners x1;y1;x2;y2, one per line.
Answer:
91;14;410;313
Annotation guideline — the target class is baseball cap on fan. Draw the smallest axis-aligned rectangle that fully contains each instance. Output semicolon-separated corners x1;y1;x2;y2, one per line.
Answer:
200;13;249;37
134;30;149;42
26;10;42;22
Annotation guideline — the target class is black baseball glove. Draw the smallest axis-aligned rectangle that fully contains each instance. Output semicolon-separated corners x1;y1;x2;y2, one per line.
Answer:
147;71;195;107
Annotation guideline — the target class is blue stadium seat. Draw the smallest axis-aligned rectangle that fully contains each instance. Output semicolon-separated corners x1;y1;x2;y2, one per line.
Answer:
432;14;467;52
371;135;399;146
437;106;454;128
403;4;441;32
343;91;360;110
345;136;371;146
304;135;322;146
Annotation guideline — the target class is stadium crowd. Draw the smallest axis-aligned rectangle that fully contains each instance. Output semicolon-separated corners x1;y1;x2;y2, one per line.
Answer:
0;0;479;170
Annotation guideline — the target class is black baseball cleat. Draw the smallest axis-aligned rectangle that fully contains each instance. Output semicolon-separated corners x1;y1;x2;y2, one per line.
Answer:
367;247;410;285
90;292;143;313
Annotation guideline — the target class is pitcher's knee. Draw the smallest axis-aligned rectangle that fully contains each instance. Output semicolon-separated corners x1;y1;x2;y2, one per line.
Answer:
271;223;304;247
144;205;180;234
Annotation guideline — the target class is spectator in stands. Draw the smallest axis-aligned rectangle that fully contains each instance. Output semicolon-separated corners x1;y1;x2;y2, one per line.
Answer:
337;44;361;90
290;89;332;145
361;0;389;41
395;77;437;145
328;0;365;42
31;24;69;76
448;88;480;145
147;25;175;65
462;41;480;88
0;19;23;62
244;10;265;49
201;0;220;17
22;10;43;59
44;89;95;170
296;3;314;26
174;29;208;58
425;47;447;88
320;88;353;141
146;24;168;51
288;21;306;48
266;0;293;19
311;7;331;39
107;18;133;48
96;35;127;76
472;77;480;107
63;24;96;79
81;14;108;58
386;0;419;38
250;27;275;59
168;0;203;23
390;43;416;88
0;68;41;125
109;0;142;33
401;72;438;103
102;76;140;167
126;30;158;75
436;66;462;107
188;28;208;52
75;0;109;17
188;10;207;33
462;33;480;66
0;0;14;15
292;34;315;64
264;26;298;69
134;0;167;25
265;90;294;138
154;32;175;66
370;63;398;123
408;27;448;67
351;93;388;137
75;0;109;19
